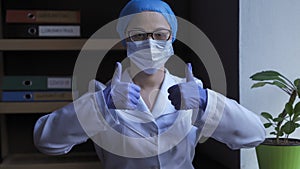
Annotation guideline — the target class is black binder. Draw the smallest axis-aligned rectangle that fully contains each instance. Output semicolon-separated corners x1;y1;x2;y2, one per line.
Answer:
3;24;81;38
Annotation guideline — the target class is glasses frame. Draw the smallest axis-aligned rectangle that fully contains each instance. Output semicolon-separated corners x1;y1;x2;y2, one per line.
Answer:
127;29;172;42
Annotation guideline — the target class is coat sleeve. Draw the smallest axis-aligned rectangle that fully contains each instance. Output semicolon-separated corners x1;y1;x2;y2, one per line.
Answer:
33;80;109;155
33;101;89;155
195;89;266;150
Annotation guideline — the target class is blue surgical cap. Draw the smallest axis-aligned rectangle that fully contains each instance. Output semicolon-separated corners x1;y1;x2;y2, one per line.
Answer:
116;0;177;43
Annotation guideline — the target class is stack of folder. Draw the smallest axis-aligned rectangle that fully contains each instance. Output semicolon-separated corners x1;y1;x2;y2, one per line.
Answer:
1;76;75;102
4;9;81;38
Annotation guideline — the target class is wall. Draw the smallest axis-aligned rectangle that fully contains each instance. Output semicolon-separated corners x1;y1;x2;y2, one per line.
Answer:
240;0;300;168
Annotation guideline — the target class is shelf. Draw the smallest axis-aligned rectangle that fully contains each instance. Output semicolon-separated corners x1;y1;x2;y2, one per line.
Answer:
0;102;70;114
0;39;124;51
0;152;102;169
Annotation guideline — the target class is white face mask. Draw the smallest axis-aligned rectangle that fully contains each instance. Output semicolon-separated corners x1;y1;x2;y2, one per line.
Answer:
126;39;174;74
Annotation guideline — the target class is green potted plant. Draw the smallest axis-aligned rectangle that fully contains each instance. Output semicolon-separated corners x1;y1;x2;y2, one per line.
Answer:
250;70;300;169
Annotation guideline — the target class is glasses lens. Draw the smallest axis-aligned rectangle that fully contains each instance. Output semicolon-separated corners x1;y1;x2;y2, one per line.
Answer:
153;30;171;41
129;31;147;41
128;29;171;41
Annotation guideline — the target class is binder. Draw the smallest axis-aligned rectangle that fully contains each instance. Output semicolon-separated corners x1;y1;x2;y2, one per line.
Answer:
6;10;80;24
1;76;72;90
3;25;81;38
1;91;75;102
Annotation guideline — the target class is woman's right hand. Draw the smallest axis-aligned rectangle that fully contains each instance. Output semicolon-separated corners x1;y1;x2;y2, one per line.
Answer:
103;62;141;110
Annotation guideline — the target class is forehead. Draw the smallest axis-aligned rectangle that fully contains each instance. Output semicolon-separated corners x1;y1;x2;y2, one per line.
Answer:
126;11;170;31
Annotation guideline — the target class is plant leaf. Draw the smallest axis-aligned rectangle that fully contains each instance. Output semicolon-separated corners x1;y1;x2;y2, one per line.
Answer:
250;71;293;91
264;123;273;128
293;102;300;122
295;123;300;128
295;78;300;85
251;81;290;92
270;132;277;135
250;70;281;81
272;81;288;89
273;117;284;123
285;102;294;116
261;112;273;120
282;121;296;134
251;82;268;88
293;117;300;122
294;102;300;114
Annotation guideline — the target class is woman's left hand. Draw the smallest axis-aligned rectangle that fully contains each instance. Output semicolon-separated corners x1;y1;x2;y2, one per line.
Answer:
168;63;207;110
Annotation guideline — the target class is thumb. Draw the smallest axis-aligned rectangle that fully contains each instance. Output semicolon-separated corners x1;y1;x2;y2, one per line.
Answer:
112;62;122;84
185;63;194;82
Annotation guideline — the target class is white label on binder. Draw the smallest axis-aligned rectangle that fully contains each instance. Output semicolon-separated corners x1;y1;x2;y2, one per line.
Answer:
39;25;80;37
47;77;72;89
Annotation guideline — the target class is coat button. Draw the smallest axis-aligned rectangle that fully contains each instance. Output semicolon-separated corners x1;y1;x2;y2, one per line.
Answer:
149;132;156;137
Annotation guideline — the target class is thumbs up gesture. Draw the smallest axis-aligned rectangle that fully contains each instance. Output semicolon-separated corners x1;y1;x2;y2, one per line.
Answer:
168;63;207;110
103;62;141;110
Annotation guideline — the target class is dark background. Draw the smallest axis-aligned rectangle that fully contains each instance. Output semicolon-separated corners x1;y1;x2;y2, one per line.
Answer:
1;0;239;168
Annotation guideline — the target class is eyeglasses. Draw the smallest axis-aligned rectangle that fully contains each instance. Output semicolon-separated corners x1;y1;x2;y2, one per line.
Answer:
127;29;171;42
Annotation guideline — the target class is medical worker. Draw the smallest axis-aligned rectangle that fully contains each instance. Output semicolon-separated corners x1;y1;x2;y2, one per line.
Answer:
34;0;266;169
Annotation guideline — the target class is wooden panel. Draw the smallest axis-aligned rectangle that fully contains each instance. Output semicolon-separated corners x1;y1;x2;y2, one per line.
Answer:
0;152;102;169
0;102;70;113
0;39;124;51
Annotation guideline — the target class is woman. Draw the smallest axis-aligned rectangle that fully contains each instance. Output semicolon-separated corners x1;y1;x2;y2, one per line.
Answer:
34;0;265;168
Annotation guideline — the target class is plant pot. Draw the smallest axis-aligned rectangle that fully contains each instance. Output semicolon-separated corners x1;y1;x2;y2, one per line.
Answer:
256;138;300;169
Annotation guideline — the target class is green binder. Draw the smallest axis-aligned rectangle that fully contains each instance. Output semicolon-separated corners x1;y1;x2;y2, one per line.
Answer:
1;76;72;90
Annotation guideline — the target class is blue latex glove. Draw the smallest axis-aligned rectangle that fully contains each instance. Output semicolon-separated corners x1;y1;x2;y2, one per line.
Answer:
103;62;141;109
168;63;207;110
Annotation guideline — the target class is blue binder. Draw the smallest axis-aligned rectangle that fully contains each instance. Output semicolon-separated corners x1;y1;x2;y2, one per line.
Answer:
1;91;74;102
